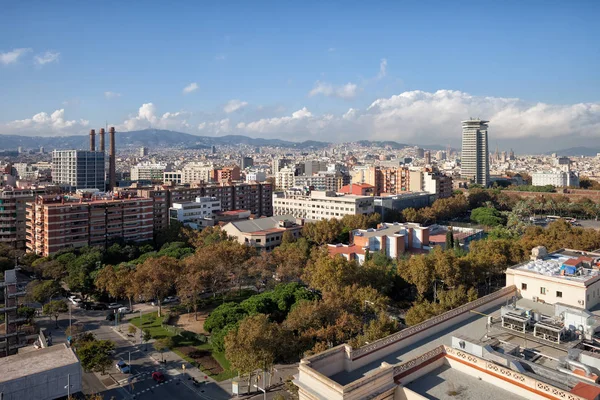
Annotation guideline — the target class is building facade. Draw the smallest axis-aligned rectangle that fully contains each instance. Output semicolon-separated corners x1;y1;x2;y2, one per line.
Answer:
276;166;295;190
26;194;154;256
532;170;580;188
169;196;221;228
222;215;303;252
273;189;374;221
130;162;167;182
52;150;105;190
461;119;489;186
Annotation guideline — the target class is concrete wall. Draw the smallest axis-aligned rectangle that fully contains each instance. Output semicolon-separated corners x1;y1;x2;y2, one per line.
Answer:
508;271;588;309
394;386;429;400
0;362;82;400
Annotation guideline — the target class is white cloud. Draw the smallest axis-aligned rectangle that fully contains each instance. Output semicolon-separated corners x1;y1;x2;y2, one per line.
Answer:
182;82;199;94
223;99;248;113
34;51;60;65
120;103;191;131
104;91;122;99
377;58;387;79
309;81;357;99
215;54;226;61
198;118;231;134
0;48;31;65
3;108;88;134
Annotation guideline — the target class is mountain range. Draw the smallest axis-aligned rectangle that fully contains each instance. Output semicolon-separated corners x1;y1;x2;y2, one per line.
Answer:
0;129;446;152
545;147;600;157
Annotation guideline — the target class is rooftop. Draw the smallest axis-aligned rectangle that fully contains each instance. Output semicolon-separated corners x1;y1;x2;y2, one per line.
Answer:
352;222;425;239
509;249;600;284
227;214;300;233
0;344;79;382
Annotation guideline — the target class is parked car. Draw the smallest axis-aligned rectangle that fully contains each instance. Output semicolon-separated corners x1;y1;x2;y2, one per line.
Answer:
69;297;83;306
92;303;108;310
152;371;165;383
81;302;94;310
151;296;179;306
107;303;123;309
116;360;130;374
117;306;131;314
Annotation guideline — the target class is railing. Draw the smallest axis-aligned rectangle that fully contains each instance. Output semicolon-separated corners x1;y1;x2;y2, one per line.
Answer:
393;345;446;378
444;346;586;400
352;286;516;359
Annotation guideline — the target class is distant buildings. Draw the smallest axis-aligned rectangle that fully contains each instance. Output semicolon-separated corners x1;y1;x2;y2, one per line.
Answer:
240;156;254;170
275;166;295;190
338;183;375;196
26;193;154;256
461;118;489;186
294;171;350;192
532;170;579;188
245;171;267;183
363;166;452;198
216;166;241;183
139;146;148;157
130;162;167;182
52;150;105;190
273;189;374;221
222;215;303;252
169;196;221;228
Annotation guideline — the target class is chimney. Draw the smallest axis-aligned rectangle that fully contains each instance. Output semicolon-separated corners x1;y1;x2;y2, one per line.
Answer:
99;128;106;152
89;129;96;152
109;127;116;190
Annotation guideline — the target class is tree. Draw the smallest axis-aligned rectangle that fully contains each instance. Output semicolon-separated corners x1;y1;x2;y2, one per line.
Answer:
26;279;62;304
43;300;68;328
17;306;36;323
302;249;360;293
470;207;504;226
225;314;282;393
177;259;206;320
143;330;152;351
128;325;138;335
76;337;116;374
445;229;454;250
95;263;137;308
153;337;174;362
132;256;179;317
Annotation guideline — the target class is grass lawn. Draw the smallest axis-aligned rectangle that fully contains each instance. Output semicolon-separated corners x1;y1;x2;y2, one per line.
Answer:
129;312;236;381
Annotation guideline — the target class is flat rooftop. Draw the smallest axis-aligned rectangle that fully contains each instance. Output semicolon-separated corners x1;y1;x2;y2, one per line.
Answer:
510;250;600;283
406;365;527;400
353;222;424;239
0;344;79;382
329;297;579;386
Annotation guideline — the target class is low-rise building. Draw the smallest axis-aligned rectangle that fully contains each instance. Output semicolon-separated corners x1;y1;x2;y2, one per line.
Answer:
428;224;485;250
374;192;435;219
222;215;303;252
506;247;600;309
0;344;82;399
273;189;374;221
169;196;221;228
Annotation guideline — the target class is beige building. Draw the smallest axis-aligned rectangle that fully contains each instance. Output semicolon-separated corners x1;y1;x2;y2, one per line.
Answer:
273;189;374;221
505;247;600;310
275;166;295;190
222;215;302;252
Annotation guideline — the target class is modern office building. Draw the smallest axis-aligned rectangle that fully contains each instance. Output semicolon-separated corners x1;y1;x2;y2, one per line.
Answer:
169;196;221;228
26;193;154;256
240;156;254;170
0;186;58;249
139;147;148;157
273;189;374;221
222;215;303;252
130;162;167;182
51;150;105;190
461;118;489;186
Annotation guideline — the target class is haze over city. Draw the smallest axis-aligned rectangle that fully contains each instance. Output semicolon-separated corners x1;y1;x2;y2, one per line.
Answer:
1;1;599;152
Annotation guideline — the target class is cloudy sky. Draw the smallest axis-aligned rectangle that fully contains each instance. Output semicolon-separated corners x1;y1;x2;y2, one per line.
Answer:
1;1;599;152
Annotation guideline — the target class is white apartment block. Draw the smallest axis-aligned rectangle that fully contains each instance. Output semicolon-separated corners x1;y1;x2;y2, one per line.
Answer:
245;171;266;183
532;170;579;188
275;166;295;190
273;189;374;221
169;196;221;228
130;162;167;181
180;162;215;184
52;150;105;190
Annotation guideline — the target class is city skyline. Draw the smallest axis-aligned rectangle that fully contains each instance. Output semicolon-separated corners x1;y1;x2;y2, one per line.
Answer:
1;1;599;152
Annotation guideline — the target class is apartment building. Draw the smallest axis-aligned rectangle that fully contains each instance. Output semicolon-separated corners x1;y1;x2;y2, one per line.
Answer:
273;189;374;221
169;197;221;228
222;215;303;252
338;183;375;196
1;269;29;356
365;166;411;195
245;171;266;183
130;162;167;181
0;186;58;249
293;171;350;192
275;166;295;190
51;150;105;190
131;182;273;233
26;193;154;256
216;166;241;183
409;170;454;198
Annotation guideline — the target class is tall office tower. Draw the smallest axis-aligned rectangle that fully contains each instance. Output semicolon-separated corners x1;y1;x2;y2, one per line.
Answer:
424;151;431;165
140;147;148;157
52;150;105;190
240;156;254;170
461;119;489;186
109;127;116;190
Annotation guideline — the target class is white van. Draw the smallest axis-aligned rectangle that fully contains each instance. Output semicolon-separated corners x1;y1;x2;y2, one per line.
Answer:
117;306;131;314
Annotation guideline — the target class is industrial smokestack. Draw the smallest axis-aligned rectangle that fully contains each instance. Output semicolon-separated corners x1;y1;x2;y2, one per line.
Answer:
99;128;106;152
89;129;96;152
109;127;116;190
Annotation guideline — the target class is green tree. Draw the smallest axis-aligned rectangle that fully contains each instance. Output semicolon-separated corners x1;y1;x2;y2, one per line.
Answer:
470;207;504;226
143;330;152;351
302;249;360;293
43;300;68;328
225;314;282;393
76;337;116;374
26;279;62;304
445;229;454;249
132;256;179;317
17;305;36;323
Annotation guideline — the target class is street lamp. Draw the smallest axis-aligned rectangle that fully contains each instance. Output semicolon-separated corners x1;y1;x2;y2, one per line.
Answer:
139;309;143;344
64;373;74;398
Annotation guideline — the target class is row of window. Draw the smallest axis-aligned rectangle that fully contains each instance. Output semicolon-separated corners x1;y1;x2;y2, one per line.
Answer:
521;283;562;298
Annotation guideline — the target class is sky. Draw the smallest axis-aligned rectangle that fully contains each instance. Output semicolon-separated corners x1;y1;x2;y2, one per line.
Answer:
1;1;599;152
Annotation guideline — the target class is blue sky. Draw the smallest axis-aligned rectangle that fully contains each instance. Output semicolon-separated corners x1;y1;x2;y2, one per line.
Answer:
1;1;599;149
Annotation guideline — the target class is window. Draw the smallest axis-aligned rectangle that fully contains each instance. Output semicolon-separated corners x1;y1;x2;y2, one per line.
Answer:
521;283;527;291
556;291;562;298
540;287;546;295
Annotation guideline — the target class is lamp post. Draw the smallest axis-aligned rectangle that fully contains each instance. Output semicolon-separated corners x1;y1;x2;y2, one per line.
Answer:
139;309;143;344
64;373;74;398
